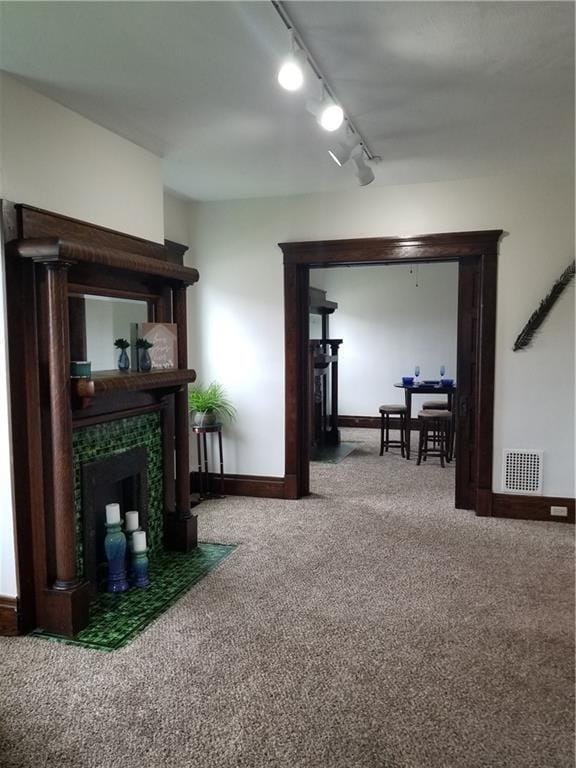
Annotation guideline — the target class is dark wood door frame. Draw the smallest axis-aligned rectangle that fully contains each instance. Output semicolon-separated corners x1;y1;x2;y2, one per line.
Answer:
280;230;503;513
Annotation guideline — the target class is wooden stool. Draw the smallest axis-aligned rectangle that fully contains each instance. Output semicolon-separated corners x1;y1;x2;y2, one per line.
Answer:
379;405;408;457
422;400;450;450
416;410;451;467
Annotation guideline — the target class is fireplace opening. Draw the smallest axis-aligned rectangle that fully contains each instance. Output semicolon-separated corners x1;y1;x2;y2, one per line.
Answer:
81;447;148;592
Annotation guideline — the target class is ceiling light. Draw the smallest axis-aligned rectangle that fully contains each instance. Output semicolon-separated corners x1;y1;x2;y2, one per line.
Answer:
306;91;344;132
354;154;375;186
277;34;305;91
319;103;344;132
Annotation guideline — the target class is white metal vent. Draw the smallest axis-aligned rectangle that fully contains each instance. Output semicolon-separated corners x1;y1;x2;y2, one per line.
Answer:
503;450;543;495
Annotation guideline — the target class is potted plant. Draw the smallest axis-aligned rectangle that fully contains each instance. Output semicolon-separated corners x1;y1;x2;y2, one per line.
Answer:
114;338;130;371
135;338;154;372
188;382;236;426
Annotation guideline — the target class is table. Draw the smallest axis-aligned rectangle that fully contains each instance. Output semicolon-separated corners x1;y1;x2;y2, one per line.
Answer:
191;422;225;499
394;382;457;460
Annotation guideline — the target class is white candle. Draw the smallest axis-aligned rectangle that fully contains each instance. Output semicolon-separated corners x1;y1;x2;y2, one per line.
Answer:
105;503;121;525
132;530;147;553
125;510;139;532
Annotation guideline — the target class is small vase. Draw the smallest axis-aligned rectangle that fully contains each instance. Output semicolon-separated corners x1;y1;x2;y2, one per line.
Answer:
104;521;129;593
117;348;130;371
139;348;152;372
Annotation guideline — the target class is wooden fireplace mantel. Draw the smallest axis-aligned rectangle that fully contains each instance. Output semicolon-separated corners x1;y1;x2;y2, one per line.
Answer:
9;236;199;285
1;201;199;637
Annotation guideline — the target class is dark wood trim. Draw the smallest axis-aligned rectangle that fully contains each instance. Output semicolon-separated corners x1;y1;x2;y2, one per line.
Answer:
338;415;420;430
0;597;19;636
8;237;199;286
190;472;287;499
73;369;197;398
280;231;503;506
491;494;575;524
73;404;161;428
17;204;169;261
164;239;188;265
281;230;503;266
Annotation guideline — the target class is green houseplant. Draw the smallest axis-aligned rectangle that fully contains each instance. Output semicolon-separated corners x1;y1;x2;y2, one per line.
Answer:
188;382;236;427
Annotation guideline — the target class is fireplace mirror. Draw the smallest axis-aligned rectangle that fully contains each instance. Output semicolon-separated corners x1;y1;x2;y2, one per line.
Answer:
69;294;150;371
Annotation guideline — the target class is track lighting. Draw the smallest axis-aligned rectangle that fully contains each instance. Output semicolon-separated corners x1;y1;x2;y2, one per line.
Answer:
277;34;306;91
272;1;379;183
353;154;375;187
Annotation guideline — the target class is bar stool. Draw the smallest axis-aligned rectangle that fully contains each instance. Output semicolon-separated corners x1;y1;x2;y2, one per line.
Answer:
422;400;449;450
379;405;408;457
416;410;452;467
422;400;449;410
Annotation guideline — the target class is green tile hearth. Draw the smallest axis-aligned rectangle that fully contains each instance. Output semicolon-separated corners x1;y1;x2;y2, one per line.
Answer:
30;544;236;652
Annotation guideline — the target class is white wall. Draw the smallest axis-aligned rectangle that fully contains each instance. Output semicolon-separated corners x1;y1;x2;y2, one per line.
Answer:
0;74;165;598
310;263;459;417
164;191;192;246
0;74;164;241
191;171;574;497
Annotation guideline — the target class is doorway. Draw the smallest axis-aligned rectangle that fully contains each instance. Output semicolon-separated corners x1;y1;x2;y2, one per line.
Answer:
280;230;503;513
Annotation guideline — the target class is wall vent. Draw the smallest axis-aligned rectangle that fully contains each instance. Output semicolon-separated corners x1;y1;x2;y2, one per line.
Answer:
503;450;543;495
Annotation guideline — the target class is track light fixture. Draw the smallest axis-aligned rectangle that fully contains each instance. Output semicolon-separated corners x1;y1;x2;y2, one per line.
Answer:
272;0;379;185
328;130;362;166
277;34;306;91
353;154;375;187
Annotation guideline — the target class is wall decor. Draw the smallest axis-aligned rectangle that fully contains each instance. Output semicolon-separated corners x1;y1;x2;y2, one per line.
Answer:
513;261;575;351
131;322;178;370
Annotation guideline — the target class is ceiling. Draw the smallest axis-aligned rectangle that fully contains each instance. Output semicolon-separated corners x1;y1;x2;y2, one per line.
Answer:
0;1;573;201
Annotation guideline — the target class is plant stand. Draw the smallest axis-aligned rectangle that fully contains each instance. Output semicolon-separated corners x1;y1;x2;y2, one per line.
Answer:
192;423;225;499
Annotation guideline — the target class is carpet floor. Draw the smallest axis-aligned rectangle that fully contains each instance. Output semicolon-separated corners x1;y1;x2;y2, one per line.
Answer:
0;429;573;768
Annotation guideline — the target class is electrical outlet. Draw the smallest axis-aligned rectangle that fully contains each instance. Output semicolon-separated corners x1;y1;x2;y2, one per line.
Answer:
550;506;568;518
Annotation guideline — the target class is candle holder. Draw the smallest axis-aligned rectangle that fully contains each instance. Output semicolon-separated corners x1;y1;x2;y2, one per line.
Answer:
130;546;150;589
104;520;129;593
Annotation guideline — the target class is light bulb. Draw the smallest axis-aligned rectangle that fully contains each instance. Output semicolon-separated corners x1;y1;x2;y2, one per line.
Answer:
278;56;304;91
319;104;344;132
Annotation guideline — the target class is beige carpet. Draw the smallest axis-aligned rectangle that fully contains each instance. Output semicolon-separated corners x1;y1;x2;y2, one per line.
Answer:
0;429;573;768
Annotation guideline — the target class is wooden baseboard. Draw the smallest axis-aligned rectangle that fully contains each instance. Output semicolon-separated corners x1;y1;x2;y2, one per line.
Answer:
0;596;19;636
338;415;420;430
190;472;287;499
491;493;575;524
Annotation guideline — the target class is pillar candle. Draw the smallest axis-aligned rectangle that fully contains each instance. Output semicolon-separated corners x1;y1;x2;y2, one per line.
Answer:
132;530;147;553
105;503;121;525
125;510;139;532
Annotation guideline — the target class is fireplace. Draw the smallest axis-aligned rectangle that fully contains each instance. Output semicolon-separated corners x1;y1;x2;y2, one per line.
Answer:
4;202;199;637
81;447;148;593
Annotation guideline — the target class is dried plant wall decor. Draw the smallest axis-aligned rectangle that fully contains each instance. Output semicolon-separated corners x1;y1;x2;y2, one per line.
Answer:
513;261;575;351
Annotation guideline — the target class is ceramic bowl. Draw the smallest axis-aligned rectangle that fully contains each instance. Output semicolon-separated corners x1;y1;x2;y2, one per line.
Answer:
402;376;414;386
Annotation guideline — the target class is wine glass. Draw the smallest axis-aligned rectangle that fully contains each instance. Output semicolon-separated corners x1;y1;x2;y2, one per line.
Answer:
414;365;420;383
440;364;446;379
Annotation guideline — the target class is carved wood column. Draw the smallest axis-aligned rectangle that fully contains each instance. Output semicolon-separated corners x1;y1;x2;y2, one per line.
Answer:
165;284;197;550
45;262;80;589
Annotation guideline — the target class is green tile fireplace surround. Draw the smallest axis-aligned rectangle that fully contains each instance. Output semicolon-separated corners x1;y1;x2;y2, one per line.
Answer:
73;411;164;578
35;412;237;651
